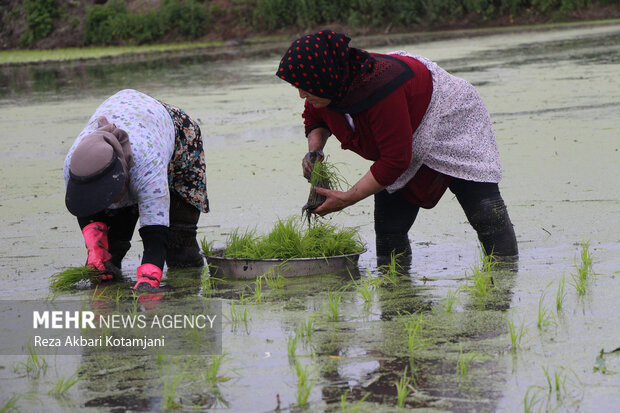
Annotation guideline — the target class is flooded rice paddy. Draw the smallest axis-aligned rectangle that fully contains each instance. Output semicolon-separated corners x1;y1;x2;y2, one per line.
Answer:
1;21;620;412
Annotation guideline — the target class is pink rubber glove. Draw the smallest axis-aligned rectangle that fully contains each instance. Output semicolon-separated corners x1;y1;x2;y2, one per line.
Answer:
82;222;113;280
133;263;163;290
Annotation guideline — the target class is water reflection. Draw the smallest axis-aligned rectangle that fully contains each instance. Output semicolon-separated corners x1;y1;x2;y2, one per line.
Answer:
0;53;275;105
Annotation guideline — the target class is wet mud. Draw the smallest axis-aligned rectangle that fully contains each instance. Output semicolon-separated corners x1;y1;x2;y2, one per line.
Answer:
1;22;620;412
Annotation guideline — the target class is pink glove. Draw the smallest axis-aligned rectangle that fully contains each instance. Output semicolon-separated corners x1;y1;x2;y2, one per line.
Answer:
133;263;163;290
82;222;113;279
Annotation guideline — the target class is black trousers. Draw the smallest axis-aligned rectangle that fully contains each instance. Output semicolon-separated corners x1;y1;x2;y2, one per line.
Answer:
374;178;518;259
77;191;203;269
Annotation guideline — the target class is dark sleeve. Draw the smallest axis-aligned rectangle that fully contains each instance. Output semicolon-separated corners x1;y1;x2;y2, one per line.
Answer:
77;212;108;229
302;101;330;136
139;225;169;270
366;88;414;186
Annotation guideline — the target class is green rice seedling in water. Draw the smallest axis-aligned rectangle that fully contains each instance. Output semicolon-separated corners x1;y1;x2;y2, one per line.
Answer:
352;273;374;304
340;390;370;413
579;239;593;274
15;343;48;379
444;287;463;313
288;331;298;361
295;359;314;407
403;313;425;357
263;268;285;290
523;385;543;413
376;251;407;286
199;269;222;296
571;240;594;296
50;266;99;291
537;292;555;329
252;276;263;304
469;264;494;301
130;289;141;316
49;371;81;398
204;353;228;385
571;272;587;296
507;317;526;352
325;290;343;321
0;394;21;413
395;367;412;408
456;345;482;377
542;366;565;394
228;300;248;323
556;275;566;312
161;364;188;411
297;314;318;343
156;350;167;367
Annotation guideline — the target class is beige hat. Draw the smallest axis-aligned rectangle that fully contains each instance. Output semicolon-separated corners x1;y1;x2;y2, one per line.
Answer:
65;117;133;217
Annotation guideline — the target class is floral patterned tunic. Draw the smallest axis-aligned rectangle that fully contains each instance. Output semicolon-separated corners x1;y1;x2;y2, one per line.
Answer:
63;89;208;228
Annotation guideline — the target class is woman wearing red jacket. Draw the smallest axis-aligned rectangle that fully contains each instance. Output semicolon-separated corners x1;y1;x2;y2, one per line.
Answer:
276;30;517;261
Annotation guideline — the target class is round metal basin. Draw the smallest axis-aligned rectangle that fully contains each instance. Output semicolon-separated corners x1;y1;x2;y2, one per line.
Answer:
205;251;364;279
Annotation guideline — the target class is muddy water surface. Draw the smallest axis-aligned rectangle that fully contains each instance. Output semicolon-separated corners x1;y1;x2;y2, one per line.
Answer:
1;22;619;412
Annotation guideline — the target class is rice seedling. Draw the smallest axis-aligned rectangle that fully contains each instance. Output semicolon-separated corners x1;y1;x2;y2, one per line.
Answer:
395;367;412;408
204;353;228;385
14;343;48;379
571;240;594;296
507;316;526;352
536;292;555;329
403;313;425;357
325;290;343;321
161;364;188;411
200;238;215;256
50;266;99;291
228;300;248;323
579;239;593;274
156;350;168;367
263;268;285;290
353;273;375;304
200;269;222;296
556;275;566;312
356;281;373;304
304;158;348;221
523;385;543;413
542;366;562;394
377;251;407;285
468;265;494;300
365;268;397;289
287;331;298;361
456;345;483;377
444;287;463;313
251;276;263;304
220;217;365;259
297;314;318;342
295;359;315;407
340;390;370;413
130;289;140;316
49;371;81;398
570;272;587;296
0;394;20;413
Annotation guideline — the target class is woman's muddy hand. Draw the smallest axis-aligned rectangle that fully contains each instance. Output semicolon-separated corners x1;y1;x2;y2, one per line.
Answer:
302;150;324;180
311;186;351;216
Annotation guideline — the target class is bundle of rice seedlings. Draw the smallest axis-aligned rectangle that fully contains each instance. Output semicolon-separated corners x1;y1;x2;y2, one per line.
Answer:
211;217;365;259
302;158;347;222
50;266;99;291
